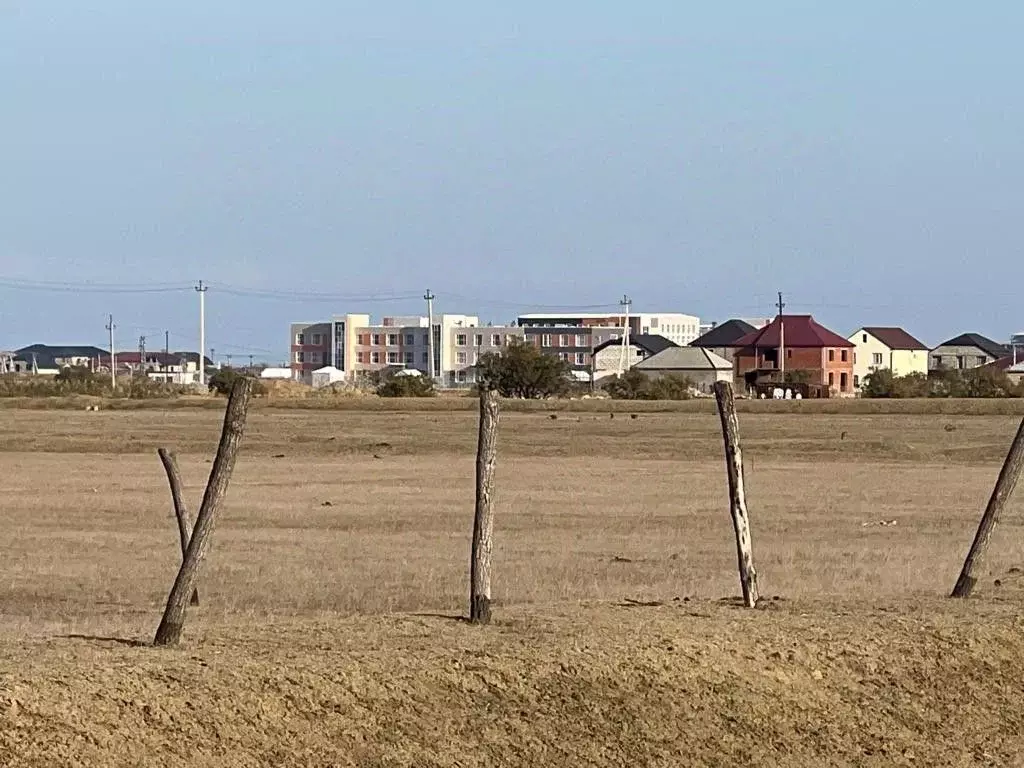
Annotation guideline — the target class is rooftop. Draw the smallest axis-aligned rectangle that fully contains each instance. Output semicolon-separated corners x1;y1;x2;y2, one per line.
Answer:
857;327;929;351
691;319;757;348
732;315;855;349
635;347;732;371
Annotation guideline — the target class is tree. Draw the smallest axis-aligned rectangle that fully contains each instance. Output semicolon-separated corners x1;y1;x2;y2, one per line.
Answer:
377;372;435;397
475;340;572;399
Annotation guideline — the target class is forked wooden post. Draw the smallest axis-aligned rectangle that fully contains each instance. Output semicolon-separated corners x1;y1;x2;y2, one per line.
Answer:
470;388;500;624
713;380;759;608
952;417;1024;598
154;377;255;646
157;448;200;606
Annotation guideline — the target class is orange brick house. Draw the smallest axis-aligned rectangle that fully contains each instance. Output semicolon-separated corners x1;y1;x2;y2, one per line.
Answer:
731;314;856;396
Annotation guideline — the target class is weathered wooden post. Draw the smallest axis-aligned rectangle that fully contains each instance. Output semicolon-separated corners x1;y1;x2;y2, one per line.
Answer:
470;388;500;624
713;380;759;608
157;448;200;606
951;417;1024;598
154;376;255;646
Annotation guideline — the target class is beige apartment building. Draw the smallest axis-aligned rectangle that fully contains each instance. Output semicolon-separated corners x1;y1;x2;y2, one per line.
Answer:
290;315;523;385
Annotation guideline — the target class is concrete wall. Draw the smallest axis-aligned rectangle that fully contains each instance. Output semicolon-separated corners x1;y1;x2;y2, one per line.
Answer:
930;345;999;371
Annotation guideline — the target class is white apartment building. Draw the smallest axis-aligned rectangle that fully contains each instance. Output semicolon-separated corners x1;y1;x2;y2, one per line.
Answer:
290;314;523;385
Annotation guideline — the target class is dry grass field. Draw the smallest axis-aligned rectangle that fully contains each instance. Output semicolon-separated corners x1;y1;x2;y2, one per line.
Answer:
4;402;1024;766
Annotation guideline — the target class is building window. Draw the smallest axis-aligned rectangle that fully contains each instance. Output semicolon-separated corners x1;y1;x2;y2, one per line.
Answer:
957;356;965;369
404;351;414;365
933;355;943;368
560;352;570;362
356;351;365;364
294;351;304;363
862;333;868;343
541;334;552;347
872;353;883;365
387;352;399;364
406;334;415;345
387;334;399;346
840;372;848;391
474;334;483;347
559;334;569;346
312;333;322;345
309;351;320;364
575;352;587;365
457;369;467;383
828;371;834;387
787;349;792;358
575;334;587;347
491;334;501;346
457;351;467;364
977;356;988;366
854;375;860;388
371;334;381;346
371;351;380;364
456;334;468;346
421;352;429;364
828;349;835;362
295;333;305;345
840;349;848;362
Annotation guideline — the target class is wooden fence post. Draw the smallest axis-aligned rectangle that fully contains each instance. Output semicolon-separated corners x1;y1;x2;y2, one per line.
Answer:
713;380;760;608
470;388;500;624
951;417;1024;598
153;376;255;646
157;448;200;606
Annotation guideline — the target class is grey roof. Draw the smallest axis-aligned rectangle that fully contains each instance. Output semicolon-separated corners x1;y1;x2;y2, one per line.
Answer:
634;347;733;371
15;344;107;359
691;319;756;348
934;333;1009;359
592;333;677;356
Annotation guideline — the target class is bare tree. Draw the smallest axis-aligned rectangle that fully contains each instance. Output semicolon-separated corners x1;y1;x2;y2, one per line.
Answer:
952;417;1024;598
713;380;759;608
157;448;199;606
154;376;255;646
470;388;500;624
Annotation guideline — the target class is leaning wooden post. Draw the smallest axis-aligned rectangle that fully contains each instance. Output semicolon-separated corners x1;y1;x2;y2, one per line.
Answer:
951;417;1024;598
470;388;500;624
153;376;255;646
713;380;759;608
157;448;200;606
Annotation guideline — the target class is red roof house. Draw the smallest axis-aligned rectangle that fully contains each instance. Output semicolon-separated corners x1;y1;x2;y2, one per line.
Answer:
731;315;856;395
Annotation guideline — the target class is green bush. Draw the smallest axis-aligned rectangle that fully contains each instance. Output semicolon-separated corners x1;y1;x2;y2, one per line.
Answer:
862;367;1022;398
376;373;436;397
208;368;264;396
604;370;694;400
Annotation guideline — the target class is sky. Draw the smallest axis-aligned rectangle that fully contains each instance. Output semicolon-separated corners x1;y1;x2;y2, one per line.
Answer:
2;2;1022;362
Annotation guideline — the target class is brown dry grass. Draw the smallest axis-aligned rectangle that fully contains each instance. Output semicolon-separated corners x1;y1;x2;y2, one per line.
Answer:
3;406;1024;765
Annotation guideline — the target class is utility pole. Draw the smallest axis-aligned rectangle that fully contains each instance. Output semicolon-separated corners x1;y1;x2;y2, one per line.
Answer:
139;335;146;375
106;314;116;389
424;288;436;380
164;330;169;355
195;280;208;386
777;291;786;377
249;354;254;369
618;294;632;375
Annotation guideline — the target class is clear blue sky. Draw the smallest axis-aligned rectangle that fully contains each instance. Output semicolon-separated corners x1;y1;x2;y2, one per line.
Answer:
2;2;1021;361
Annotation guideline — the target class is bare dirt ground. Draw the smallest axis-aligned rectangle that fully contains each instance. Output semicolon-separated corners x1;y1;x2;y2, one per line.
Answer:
3;405;1024;766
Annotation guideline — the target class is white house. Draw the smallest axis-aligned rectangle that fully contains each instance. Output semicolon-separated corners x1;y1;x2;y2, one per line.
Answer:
847;327;929;389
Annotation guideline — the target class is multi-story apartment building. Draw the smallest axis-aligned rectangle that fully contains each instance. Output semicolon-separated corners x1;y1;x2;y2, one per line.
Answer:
290;315;523;385
515;311;701;376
